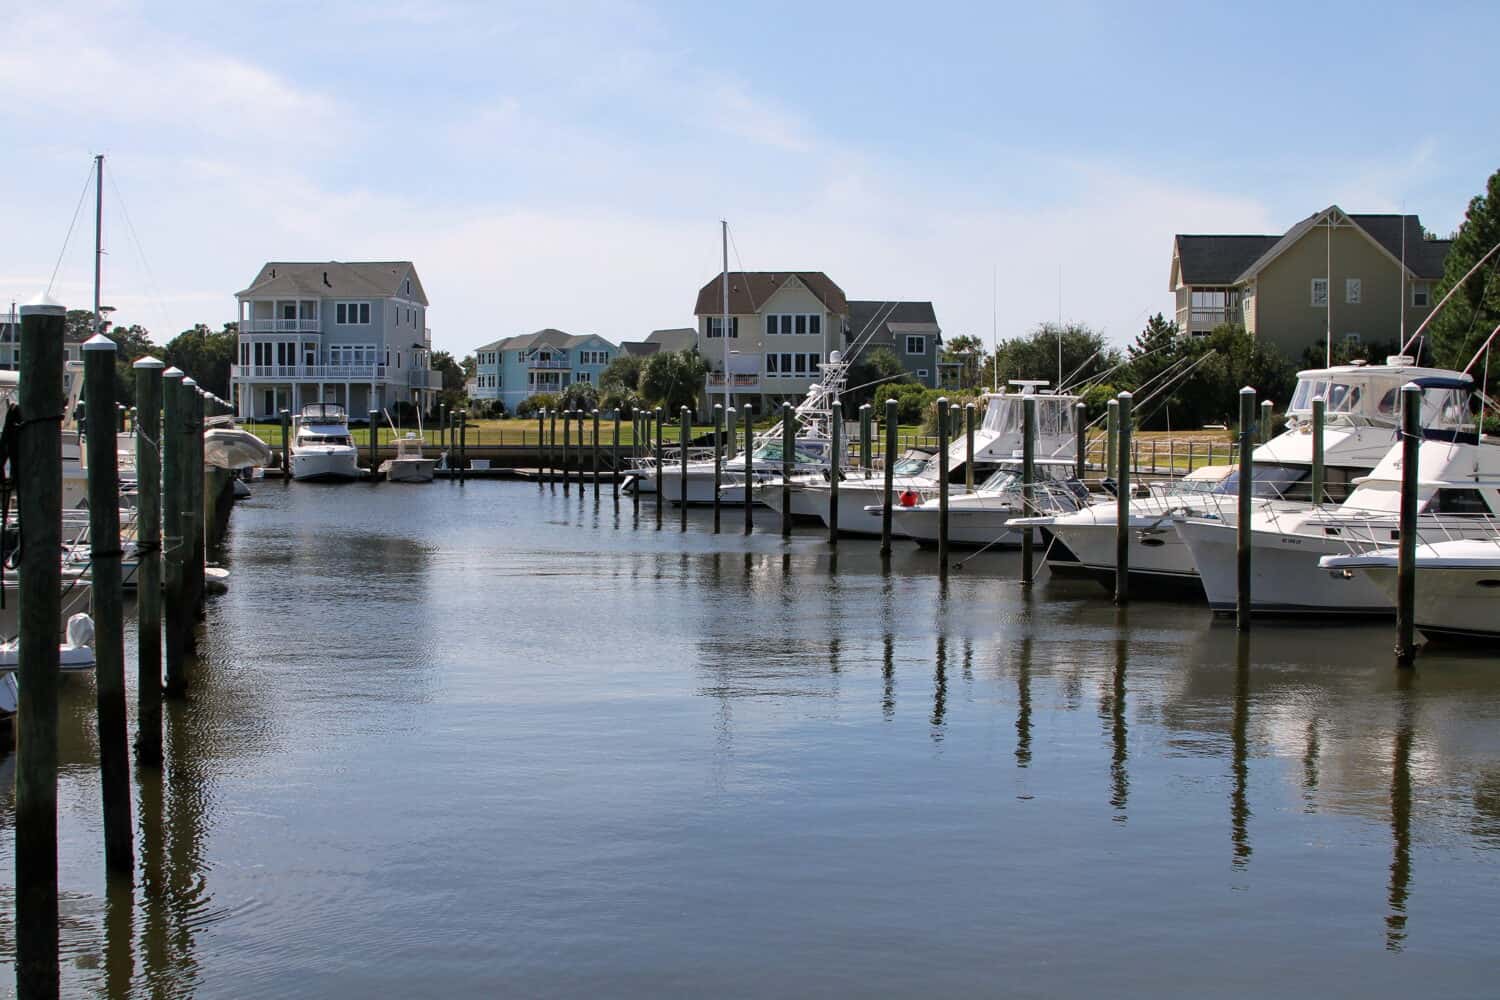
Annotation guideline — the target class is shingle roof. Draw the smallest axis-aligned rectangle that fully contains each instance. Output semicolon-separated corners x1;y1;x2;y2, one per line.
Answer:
484;328;616;353
1174;235;1282;286
1175;209;1451;287
846;300;942;345
237;261;428;305
693;272;848;316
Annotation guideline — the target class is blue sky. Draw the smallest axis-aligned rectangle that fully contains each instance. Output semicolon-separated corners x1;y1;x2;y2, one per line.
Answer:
2;0;1496;356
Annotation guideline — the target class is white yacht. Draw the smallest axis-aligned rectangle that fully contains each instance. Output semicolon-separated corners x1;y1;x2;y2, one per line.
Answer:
778;382;1080;537
381;432;436;483
1174;375;1500;616
290;403;361;481
1320;537;1500;642
884;458;1090;547
1017;357;1463;593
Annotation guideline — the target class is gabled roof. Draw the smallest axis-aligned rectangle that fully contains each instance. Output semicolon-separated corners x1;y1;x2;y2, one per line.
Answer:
693;272;848;316
482;328;617;354
846;300;942;344
237;261;428;305
1174;207;1451;288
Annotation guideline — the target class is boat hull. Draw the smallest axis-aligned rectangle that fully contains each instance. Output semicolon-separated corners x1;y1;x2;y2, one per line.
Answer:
889;505;1032;548
1325;556;1500;643
1044;516;1203;593
381;458;436;483
291;450;362;482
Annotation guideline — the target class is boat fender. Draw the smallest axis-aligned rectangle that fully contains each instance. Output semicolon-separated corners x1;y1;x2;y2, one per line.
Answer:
66;612;95;649
899;490;919;507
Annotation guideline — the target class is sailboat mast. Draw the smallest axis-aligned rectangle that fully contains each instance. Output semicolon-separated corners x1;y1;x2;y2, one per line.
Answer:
93;153;104;336
721;219;730;428
1399;209;1407;349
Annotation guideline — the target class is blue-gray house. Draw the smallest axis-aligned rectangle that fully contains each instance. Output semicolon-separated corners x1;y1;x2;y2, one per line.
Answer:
471;328;618;411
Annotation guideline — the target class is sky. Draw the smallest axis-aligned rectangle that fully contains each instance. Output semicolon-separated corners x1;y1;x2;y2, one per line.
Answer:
2;0;1497;357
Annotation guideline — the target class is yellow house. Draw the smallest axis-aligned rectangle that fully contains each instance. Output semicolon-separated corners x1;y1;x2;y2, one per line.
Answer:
1170;206;1451;361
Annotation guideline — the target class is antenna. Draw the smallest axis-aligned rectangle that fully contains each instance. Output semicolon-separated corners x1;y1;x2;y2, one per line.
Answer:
1399;204;1407;351
1057;264;1063;388
992;264;998;392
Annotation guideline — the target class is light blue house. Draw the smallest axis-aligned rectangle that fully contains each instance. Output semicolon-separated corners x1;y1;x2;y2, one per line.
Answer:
471;328;618;411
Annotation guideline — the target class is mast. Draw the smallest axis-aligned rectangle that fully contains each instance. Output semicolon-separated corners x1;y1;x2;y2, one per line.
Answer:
1325;212;1332;368
93;154;104;336
1399;209;1407;349
720;219;733;462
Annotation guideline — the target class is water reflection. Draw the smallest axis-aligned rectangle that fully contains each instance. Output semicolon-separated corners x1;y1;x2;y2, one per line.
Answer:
1387;683;1414;952
1231;635;1252;871
1015;636;1032;768
931;634;947;737
1106;618;1128;820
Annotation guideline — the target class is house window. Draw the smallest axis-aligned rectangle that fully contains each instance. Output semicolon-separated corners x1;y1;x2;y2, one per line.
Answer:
916;369;929;379
1345;278;1361;304
809;315;820;335
905;335;926;355
764;313;821;335
335;302;370;324
1412;282;1431;308
1343;332;1361;346
404;279;411;295
577;372;592;383
766;353;779;374
1311;279;1328;307
794;315;806;334
707;317;738;338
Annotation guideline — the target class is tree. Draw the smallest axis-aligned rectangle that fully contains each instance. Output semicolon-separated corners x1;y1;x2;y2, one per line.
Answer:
1148;324;1296;430
940;334;987;390
987;323;1122;391
1430;167;1500;376
429;350;467;411
558;381;599;411
638;349;708;413
460;354;477;381
1124;313;1180;391
843;347;913;409
162;323;234;398
599;353;646;395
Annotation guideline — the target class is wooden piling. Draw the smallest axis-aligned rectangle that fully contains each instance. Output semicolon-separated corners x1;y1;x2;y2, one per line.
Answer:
1106;398;1119;485
612;410;621;499
83;335;134;877
591;409;600;497
548;409;558;489
1396;382;1422;665
654;407;664;530
860;403;872;475
1236;387;1256;630
781;402;794;538
367;410;378;477
937;397;950;570
562;409;571;495
1259;399;1272;444
133;356;165;766
1114;391;1133;606
881;399;897;556
631;412;641;512
712;404;723;533
538;410;547;487
964;402;975;492
1022;395;1036;586
190;386;206;619
279;408;291;476
161;369;187;694
1311;396;1325;504
16;299;65;999
679;406;690;529
1074;402;1087;481
829;400;842;543
743;402;753;535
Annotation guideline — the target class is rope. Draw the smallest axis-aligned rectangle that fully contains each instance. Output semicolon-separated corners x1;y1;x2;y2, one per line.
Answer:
46;159;97;296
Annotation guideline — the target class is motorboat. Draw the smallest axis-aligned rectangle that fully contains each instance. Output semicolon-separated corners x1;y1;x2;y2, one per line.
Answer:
885;458;1090;548
758;449;934;523
381;432;436;483
205;423;274;470
1016;357;1467;593
1320;538;1500;642
783;381;1080;537
290;403;361;481
1173;374;1500;616
0;613;98;675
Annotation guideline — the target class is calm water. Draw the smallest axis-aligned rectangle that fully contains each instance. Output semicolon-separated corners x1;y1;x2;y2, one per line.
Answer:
3;478;1500;997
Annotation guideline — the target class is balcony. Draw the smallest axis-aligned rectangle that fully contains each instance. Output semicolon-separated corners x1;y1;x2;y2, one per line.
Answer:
240;318;322;335
528;358;571;370
1188;308;1235;329
232;364;390;381
706;373;761;389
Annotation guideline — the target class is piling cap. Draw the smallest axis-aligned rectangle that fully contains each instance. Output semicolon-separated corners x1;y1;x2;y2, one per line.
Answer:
82;333;117;351
182;377;197;387
133;355;165;369
1239;386;1256;395
20;292;65;317
163;366;184;378
1116;390;1132;400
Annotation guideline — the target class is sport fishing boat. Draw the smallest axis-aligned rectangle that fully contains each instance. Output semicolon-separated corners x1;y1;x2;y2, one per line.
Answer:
1320;537;1500;642
290;403;361;481
381;432;436;483
1015;357;1465;593
1173;374;1500;616
778;381;1080;536
627;352;848;504
884;457;1090;547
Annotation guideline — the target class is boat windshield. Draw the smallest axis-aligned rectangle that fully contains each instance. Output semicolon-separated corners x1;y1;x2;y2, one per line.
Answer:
753;439;828;465
1212;462;1311;501
891;455;931;476
1288;378;1369;417
301;434;352;447
978;462;1074;492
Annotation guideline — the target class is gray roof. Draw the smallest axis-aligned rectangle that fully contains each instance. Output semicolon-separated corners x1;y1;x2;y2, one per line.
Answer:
694;272;848;316
1176;208;1450;287
620;327;697;357
480;328;617;354
237;261;429;305
620;342;661;357
846;300;942;345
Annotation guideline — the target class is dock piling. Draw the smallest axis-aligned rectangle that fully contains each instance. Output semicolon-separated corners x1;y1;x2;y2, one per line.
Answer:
1396;383;1422;665
538;410;547;487
592;409;600;497
161;369;187;694
1259;399;1273;444
612;410;621;499
1074;402;1087;481
562;409;571;496
1022;395;1036;586
964;402;975;492
679;406;690;530
279;408;291;476
368;410;378;477
1236;387;1256;630
1106;398;1119;486
781;402;793;538
1114;391;1133;605
937;397;950;571
16;300;65;998
712;404;723;533
133;356;165;767
743;402;753;535
881;398;896;556
84;335;133;877
860;403;872;475
1311;396;1325;504
829;400;842;543
654;408;664;530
